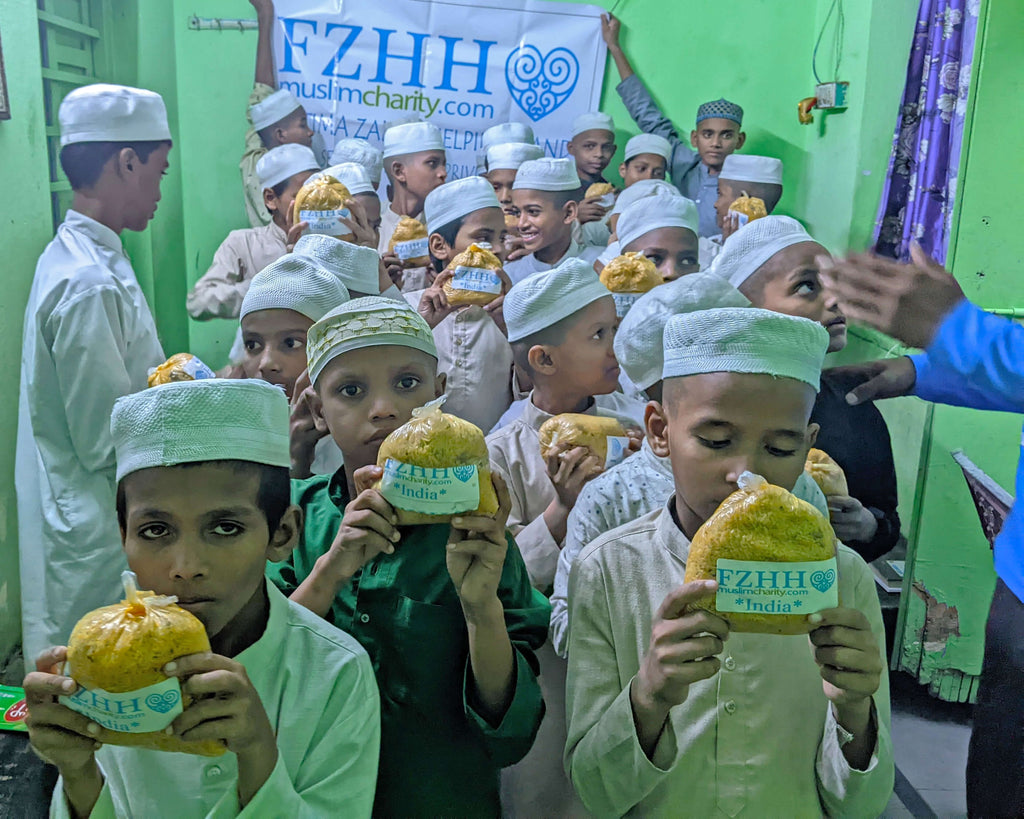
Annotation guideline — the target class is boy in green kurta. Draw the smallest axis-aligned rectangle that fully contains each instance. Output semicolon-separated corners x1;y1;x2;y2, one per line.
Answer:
267;296;549;817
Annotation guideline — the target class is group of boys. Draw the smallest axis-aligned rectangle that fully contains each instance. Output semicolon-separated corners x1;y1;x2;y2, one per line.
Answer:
18;7;934;817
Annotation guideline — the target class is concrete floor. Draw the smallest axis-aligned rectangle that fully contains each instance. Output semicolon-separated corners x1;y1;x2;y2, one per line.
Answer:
884;670;973;818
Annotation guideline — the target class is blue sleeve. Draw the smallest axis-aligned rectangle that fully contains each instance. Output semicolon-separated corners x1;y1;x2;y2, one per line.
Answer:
911;300;1024;414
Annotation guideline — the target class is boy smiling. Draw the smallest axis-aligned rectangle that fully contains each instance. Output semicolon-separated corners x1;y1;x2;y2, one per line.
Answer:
24;379;380;817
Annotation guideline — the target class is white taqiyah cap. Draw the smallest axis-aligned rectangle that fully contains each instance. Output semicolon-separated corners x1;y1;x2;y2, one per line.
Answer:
424;176;501;234
112;379;291;481
711;215;819;288
624;133;671;162
720;154;784;185
256;144;320;190
292;234;382;296
329;139;384;186
240;255;350;323
610;179;681;215
617;193;699;250
307;296;437;385
486;142;545;172
571;112;615;138
662;307;828;390
59;84;171;146
614;273;750;390
512;157;581;192
483;122;536;149
249;89;303;131
317;162;375;196
504;257;611;343
382;121;444;159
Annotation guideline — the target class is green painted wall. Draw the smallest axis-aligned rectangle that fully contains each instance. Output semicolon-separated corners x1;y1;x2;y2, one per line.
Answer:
0;0;56;660
893;0;1023;701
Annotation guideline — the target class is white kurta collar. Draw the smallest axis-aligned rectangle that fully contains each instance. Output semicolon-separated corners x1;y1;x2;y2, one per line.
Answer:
64;209;125;255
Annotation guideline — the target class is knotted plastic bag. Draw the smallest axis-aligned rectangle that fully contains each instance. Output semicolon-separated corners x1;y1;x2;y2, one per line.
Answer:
376;397;499;524
388;215;431;266
727;193;768;226
147;353;215;388
293;174;354;238
684;471;839;634
538;413;630;469
443;243;504;307
62;571;225;755
805;448;850;497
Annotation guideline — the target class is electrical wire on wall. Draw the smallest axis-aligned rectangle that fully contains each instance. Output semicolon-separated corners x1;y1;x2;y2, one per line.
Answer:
813;0;846;85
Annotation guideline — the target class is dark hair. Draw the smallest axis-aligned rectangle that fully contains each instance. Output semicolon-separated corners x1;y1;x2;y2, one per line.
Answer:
271;178;291;198
59;140;171;191
428;216;465;272
644;380;664;403
623;154;666;170
510;311;579;376
547;189;578;209
723;180;783;213
116;460;291;535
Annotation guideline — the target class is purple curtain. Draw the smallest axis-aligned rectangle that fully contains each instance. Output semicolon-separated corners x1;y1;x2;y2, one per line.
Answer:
874;0;981;263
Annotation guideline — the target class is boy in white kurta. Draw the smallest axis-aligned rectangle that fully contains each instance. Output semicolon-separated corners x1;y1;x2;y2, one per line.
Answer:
504;158;601;284
188;144;319;323
376;121;447;255
16;84;170;669
406;175;514;432
24;379;380;817
565;308;894;817
549;275;830;656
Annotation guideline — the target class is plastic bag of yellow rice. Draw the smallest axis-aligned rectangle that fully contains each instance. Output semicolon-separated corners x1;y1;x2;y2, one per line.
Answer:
375;396;499;525
684;471;839;634
60;571;225;756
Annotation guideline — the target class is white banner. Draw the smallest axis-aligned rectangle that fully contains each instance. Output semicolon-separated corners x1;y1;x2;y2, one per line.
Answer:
273;0;607;178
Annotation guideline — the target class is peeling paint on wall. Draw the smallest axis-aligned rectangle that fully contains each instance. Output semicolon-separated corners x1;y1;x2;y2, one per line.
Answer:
912;581;961;653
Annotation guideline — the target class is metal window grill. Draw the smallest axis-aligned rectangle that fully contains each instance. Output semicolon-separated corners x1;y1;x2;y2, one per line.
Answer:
37;0;102;229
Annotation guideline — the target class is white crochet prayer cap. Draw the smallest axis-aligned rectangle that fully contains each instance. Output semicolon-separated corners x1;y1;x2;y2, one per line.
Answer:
383;121;444;159
614;273;750;390
711;215;818;288
329;138;384;186
571;112;615;137
662;307;828;390
610;179;681;216
249;88;303;131
256;144;320;190
504;258;611;343
486;142;545;172
624;133;671;162
617;193;699;249
318;162;375;196
512;157;581;192
292;234;381;295
720;154;784;185
59;84;171;146
424;176;501;234
112;379;291;481
240;255;350;322
307;296;438;385
483;122;536;150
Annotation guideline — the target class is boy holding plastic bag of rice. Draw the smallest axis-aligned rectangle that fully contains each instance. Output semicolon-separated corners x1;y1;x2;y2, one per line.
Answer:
24;378;380;817
565;308;893;817
266;296;548;817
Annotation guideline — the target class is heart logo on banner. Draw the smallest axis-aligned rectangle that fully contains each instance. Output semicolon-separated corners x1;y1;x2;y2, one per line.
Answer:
145;690;181;714
452;465;476;483
809;569;837;593
505;45;580;122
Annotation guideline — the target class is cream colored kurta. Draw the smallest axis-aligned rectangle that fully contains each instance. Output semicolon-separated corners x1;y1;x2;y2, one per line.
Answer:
504;239;603;285
50;582;381;818
565;504;895;818
405;290;513;433
486;393;638;593
240;82;276;228
186;221;287;320
16;210;165;667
